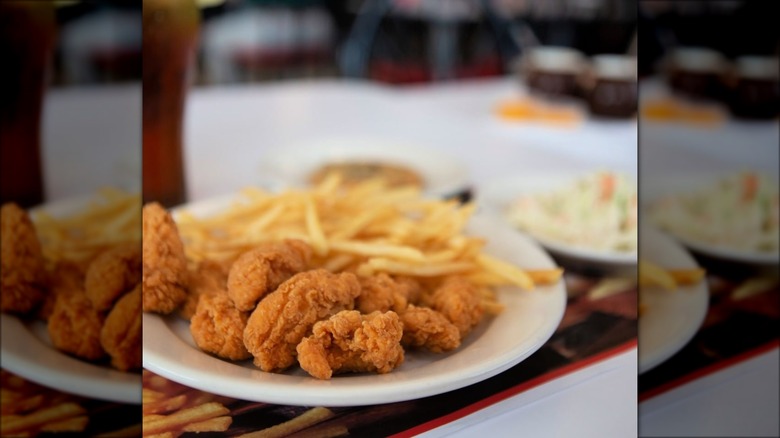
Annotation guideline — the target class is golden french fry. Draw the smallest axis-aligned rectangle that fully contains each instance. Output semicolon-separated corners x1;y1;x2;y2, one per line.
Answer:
588;278;636;300
142;389;165;404
527;268;564;285
330;240;424;262
1;403;86;435
237;407;334;438
143;394;188;415
477;254;534;290
668;268;706;286
639;260;676;290
731;277;779;300
365;258;474;277
142;402;229;435
2;395;45;415
181;416;232;432
39;415;88;432
304;196;328;256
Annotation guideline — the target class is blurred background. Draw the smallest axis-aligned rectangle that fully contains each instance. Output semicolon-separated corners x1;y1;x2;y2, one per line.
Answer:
638;2;779;437
45;0;636;87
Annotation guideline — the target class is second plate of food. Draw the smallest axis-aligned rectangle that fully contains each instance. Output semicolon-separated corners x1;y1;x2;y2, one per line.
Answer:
143;195;566;406
258;137;471;198
478;171;638;272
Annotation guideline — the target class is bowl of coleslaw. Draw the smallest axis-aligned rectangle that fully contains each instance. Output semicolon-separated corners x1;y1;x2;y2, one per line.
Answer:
478;171;638;271
648;171;779;266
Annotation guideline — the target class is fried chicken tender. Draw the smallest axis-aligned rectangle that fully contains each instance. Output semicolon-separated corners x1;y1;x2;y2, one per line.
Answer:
85;243;141;312
180;258;232;320
243;269;361;372
400;305;460;353
37;260;85;321
48;290;106;361
101;284;142;371
394;275;424;305
422;276;484;338
297;310;405;380
227;239;312;311
1;203;47;314
190;292;251;361
142;203;188;314
355;273;413;314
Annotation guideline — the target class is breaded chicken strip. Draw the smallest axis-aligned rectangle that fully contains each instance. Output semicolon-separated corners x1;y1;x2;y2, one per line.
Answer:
394;275;424;305
355;273;412;314
227;239;312;311
85;243;141;312
1;203;47;314
37;260;85;321
48;290;106;361
297;310;404;380
101;284;141;371
422;276;484;338
179;258;232;321
243;269;360;372
190;292;251;361
142;203;188;314
400;305;460;353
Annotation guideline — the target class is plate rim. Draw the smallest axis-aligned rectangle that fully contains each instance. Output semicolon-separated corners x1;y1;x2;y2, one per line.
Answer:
0;314;142;404
638;226;710;374
142;195;566;406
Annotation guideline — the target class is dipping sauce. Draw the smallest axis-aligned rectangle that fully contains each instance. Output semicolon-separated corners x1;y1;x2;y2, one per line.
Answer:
309;161;424;188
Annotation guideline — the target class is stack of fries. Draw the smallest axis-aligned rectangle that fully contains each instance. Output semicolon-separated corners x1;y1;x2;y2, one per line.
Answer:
0;370;88;436
142;371;232;438
177;174;562;293
33;188;141;265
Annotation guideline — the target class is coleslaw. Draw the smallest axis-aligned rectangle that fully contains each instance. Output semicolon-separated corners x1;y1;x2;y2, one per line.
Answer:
651;172;779;253
505;172;638;252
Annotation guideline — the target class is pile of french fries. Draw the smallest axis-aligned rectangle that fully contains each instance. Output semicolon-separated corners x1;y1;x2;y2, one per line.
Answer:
0;370;88;436
143;372;350;438
176;173;562;297
33;187;141;265
142;371;232;438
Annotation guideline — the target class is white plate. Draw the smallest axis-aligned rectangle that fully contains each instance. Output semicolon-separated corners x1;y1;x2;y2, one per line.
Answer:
642;172;779;267
258;137;470;198
477;173;638;271
143;196;566;406
0;196;141;404
638;226;709;374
